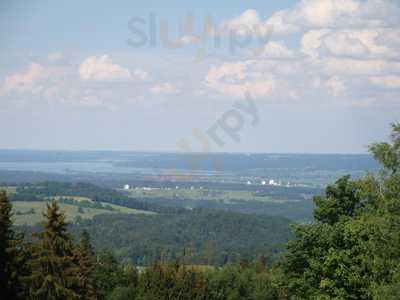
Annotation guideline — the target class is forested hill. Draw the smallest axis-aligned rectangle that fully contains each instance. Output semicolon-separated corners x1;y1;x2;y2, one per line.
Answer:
22;209;293;266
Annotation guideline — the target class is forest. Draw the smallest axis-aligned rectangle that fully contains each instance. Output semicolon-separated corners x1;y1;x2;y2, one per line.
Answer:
1;123;400;299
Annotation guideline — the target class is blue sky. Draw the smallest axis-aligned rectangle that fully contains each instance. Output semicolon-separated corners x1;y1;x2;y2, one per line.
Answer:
1;0;399;153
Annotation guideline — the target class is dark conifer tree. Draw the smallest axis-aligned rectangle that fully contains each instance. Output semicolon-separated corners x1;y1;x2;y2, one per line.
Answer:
75;229;97;300
27;201;79;300
0;191;26;299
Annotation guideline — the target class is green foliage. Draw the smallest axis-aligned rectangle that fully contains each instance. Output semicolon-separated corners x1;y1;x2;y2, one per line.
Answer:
369;123;400;174
93;250;127;299
75;230;97;299
313;175;363;224
69;209;292;266
107;262;282;300
280;123;400;299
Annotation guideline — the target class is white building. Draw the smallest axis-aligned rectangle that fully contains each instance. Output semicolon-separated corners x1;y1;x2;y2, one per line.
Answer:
270;179;281;186
123;184;130;190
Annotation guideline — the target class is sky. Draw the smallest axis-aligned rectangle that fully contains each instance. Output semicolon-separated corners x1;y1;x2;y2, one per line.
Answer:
0;0;399;153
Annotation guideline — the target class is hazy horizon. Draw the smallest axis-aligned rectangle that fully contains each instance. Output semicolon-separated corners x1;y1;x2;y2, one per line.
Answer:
0;147;375;155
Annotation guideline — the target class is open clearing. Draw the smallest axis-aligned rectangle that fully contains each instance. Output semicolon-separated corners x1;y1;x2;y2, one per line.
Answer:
12;201;156;226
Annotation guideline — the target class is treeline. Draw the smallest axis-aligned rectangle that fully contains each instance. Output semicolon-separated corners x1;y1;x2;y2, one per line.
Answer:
58;197;115;211
13;181;126;203
131;196;315;220
10;182;185;214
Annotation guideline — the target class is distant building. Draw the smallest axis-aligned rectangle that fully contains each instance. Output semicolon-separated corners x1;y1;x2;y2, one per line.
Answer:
247;181;252;185
268;179;282;186
261;180;266;185
123;184;130;190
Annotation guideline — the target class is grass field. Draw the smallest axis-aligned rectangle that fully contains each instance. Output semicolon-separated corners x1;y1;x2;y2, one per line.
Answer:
0;186;17;195
12;201;156;226
124;188;278;202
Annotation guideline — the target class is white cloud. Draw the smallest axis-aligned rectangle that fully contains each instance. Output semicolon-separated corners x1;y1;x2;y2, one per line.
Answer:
325;76;347;96
0;60;140;109
322;31;369;57
79;55;149;82
224;9;273;36
261;41;294;58
223;0;399;37
3;1;400;110
79;55;131;81
301;28;400;59
295;0;360;28
179;35;201;45
3;63;48;94
150;83;178;95
301;29;331;58
369;76;400;89
265;11;300;34
132;69;150;81
322;58;400;76
266;0;399;33
205;61;277;99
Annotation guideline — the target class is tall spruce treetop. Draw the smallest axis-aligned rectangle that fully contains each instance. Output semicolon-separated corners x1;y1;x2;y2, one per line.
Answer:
42;201;73;256
28;201;79;300
79;229;95;258
75;229;97;300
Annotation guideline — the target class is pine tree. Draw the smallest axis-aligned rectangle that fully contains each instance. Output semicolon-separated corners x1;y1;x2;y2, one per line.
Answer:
75;229;97;300
0;190;26;299
27;201;79;300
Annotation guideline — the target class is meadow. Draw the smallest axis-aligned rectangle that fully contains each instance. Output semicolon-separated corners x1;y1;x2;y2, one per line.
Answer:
124;187;296;203
12;200;155;226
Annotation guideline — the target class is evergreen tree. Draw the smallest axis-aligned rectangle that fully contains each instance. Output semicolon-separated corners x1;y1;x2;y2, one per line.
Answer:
75;229;97;300
27;201;79;300
92;250;125;299
0;191;26;299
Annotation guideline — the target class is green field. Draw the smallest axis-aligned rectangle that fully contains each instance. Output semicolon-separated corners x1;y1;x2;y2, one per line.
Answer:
123;188;294;203
12;201;156;226
0;186;17;195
